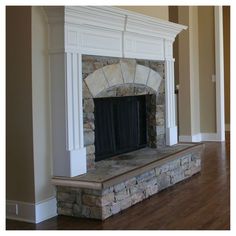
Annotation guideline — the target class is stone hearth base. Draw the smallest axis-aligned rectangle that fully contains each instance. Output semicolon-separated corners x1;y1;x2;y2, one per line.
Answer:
53;143;204;220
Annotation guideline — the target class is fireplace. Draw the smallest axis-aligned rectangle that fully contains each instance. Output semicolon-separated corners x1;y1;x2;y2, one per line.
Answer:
94;95;147;161
82;55;166;169
44;6;187;177
43;6;204;221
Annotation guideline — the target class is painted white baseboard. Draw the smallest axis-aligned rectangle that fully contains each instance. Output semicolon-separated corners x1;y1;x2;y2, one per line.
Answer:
179;132;222;142
179;133;201;142
225;124;230;131
201;133;219;141
6;197;57;223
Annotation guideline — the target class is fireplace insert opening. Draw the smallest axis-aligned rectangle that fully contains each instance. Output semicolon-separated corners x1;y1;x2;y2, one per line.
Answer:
94;95;147;161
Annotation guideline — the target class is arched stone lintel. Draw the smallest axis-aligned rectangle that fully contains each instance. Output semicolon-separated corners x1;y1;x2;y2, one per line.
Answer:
84;61;163;98
95;84;157;98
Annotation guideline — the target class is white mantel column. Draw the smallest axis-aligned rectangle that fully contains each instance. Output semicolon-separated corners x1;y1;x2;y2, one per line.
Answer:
45;8;87;177
165;40;178;145
49;50;87;177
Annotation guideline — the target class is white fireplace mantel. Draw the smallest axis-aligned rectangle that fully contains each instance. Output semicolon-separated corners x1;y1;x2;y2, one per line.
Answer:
44;6;187;177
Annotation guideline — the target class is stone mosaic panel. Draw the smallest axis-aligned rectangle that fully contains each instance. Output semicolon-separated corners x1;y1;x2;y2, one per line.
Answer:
82;55;165;170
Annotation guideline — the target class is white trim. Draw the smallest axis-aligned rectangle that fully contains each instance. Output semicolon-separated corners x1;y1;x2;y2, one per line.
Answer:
165;59;178;145
179;132;221;142
44;6;187;177
6;197;57;224
179;135;192;142
166;126;178;145
201;133;219;142
225;123;230;131
214;6;225;141
179;133;201;143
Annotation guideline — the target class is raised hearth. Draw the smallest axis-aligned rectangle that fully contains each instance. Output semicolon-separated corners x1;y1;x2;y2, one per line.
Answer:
53;143;204;220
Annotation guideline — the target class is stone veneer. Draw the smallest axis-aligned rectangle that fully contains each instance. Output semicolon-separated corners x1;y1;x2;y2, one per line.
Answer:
57;147;202;220
82;55;166;170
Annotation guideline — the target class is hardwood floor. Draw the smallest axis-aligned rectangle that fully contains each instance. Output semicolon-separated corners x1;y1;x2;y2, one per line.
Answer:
6;134;230;230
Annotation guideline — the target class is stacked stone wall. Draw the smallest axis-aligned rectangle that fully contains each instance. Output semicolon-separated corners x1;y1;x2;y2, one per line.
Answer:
57;150;201;220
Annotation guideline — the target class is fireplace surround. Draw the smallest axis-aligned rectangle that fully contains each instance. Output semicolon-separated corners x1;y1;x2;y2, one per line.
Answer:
82;55;166;169
44;6;187;177
43;6;204;221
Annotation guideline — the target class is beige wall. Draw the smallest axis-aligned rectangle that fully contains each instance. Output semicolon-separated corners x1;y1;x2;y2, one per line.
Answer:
178;7;192;136
178;6;201;136
223;6;230;126
173;6;217;136
6;6;35;203
117;6;169;20
6;6;55;204
189;7;200;135
198;6;216;133
169;7;179;85
32;7;55;203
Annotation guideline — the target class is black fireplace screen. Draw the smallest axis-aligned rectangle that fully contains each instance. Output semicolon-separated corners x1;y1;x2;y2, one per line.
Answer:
94;95;147;161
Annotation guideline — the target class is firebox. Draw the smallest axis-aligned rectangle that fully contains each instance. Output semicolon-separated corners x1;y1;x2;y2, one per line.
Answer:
94;95;147;161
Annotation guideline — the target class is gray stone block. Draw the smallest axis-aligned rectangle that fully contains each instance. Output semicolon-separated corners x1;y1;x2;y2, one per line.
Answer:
102;205;112;219
131;192;145;205
101;192;114;206
84;131;95;146
125;177;137;188
129;185;140;195
57;191;76;203
114;182;126;193
83;99;94;113
82;194;100;207
111;202;121;215
73;204;82;217
82;205;102;219
157;172;171;191
120;197;132;210
145;185;158;197
115;189;129;201
58;207;73;216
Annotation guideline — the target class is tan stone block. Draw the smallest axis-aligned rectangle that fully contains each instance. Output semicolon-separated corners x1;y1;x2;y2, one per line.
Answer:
83;81;93;98
83;99;94;113
82;205;102;219
82;194;100;207
120;59;136;83
58;207;73;216
57;192;75;203
147;69;162;92
85;68;109;97
134;64;150;85
86;145;95;154
102;64;123;87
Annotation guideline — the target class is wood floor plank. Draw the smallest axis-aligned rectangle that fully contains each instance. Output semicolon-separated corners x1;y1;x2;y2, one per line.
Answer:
6;134;230;230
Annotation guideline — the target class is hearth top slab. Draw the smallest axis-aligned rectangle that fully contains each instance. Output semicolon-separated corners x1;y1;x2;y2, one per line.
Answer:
52;143;204;189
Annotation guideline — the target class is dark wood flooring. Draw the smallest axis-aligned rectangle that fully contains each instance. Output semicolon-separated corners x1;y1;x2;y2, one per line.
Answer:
6;133;230;230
